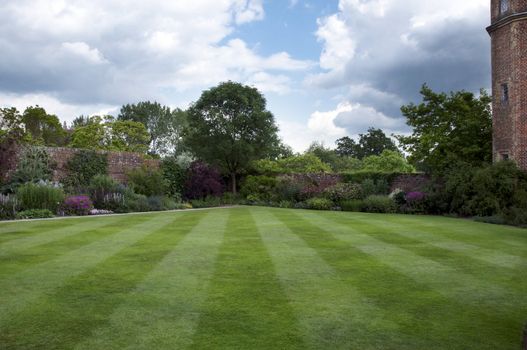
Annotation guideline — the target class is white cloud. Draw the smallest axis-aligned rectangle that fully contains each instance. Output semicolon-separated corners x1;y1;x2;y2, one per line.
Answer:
0;0;311;109
61;42;107;64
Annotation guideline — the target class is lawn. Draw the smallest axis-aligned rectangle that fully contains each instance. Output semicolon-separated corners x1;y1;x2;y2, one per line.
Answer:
1;207;526;349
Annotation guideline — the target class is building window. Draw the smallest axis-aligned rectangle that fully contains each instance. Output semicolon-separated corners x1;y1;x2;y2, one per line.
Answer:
500;152;510;161
500;0;510;15
501;83;509;104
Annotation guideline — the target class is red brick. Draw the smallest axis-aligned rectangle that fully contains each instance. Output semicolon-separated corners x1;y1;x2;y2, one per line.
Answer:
487;0;527;170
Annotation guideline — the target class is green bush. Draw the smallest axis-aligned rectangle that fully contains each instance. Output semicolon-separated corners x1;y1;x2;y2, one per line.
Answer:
473;215;507;226
305;197;333;211
146;196;178;211
88;175;119;208
64;150;108;189
323;183;363;202
17;182;65;212
275;175;304;202
16;209;54;219
362;195;396;213
340;199;364;212
127;165;167;197
161;157;187;198
0;194;19;220
9;147;55;186
341;171;405;184
190;196;222;208
361;178;389;197
240;175;277;201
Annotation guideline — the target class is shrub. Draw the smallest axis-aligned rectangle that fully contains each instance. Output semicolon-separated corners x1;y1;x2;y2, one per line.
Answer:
63;195;93;216
362;195;396;213
473;215;507;226
16;209;54;219
275;175;304;202
361;178;389;197
129;194;150;212
161;157;187;198
101;192;126;212
190;196;222;208
9;146;55;186
323;183;363;202
299;174;341;200
0;194;19;220
184;161;224;200
146;196;178;211
89;209;113;215
306;197;333;211
88;175;119;208
64;150;108;189
17;182;65;212
127;165;167;197
340;199;364;212
240;175;277;201
278;200;293;209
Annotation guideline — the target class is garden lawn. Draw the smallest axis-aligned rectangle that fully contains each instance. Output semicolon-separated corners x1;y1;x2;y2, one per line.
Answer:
1;207;527;349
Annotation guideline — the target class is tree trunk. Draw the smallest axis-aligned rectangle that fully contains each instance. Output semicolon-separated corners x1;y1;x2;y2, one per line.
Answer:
231;172;237;194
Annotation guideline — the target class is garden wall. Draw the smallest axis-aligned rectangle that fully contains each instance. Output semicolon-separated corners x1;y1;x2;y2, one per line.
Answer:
3;146;159;183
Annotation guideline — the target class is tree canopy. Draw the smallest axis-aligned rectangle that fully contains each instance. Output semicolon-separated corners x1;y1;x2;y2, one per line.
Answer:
397;85;492;173
185;82;280;193
118;101;187;156
70;116;150;153
336;128;398;159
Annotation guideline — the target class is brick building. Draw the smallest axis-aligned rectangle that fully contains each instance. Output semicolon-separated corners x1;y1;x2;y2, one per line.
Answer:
487;0;527;170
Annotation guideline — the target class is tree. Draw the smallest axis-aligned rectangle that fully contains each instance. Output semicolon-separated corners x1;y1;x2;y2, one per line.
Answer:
185;82;280;193
397;85;492;173
21;106;67;146
336;128;398;159
118;101;187;155
361;150;415;173
69;116;150;153
0;107;24;142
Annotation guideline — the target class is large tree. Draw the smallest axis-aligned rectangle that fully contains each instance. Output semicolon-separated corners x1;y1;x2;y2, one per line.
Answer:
185;82;280;193
397;85;492;173
118;101;186;155
21;106;67;146
336;128;398;159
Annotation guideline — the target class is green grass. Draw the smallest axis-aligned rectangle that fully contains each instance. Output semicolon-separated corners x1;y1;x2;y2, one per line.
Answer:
1;207;526;349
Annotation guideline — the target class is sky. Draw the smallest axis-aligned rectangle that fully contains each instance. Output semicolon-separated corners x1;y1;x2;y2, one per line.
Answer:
0;0;491;152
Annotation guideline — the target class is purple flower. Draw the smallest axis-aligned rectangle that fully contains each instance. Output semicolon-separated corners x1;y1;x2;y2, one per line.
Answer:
405;191;426;203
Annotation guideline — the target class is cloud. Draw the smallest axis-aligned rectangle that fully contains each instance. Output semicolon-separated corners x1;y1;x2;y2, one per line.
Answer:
305;0;490;137
0;0;311;120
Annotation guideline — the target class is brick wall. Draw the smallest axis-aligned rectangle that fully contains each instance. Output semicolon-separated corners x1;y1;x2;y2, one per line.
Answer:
4;146;159;184
489;0;527;170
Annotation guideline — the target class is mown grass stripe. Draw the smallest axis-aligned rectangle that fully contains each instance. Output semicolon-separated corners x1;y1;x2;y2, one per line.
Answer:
0;215;136;279
0;218;97;244
190;208;304;349
352;214;527;259
0;211;200;350
251;207;408;350
0;215;128;255
302;210;521;313
0;212;178;327
275;209;520;349
73;209;228;350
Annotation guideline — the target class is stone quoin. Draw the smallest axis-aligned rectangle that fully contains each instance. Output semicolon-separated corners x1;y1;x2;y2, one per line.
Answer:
487;0;527;170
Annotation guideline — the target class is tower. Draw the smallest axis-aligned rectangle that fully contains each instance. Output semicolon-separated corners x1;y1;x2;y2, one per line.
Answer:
487;0;527;170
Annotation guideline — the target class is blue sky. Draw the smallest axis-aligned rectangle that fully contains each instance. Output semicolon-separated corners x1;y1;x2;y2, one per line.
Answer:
0;0;491;151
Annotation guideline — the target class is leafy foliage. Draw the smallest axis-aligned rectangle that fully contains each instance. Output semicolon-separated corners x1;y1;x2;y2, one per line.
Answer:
160;157;187;197
127;165;167;197
21;106;67;146
70;116;150;153
119;101;187;156
0;194;20;220
336;128;398;159
185;82;280;192
16;209;54;219
252;153;331;175
397;85;492;173
306;197;334;210
361;150;415;173
17;182;65;212
240;175;277;201
323;183;363;202
184;161;224;200
362;195;397;213
62;195;94;216
64;150;108;189
9;147;55;186
88;175;119;209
